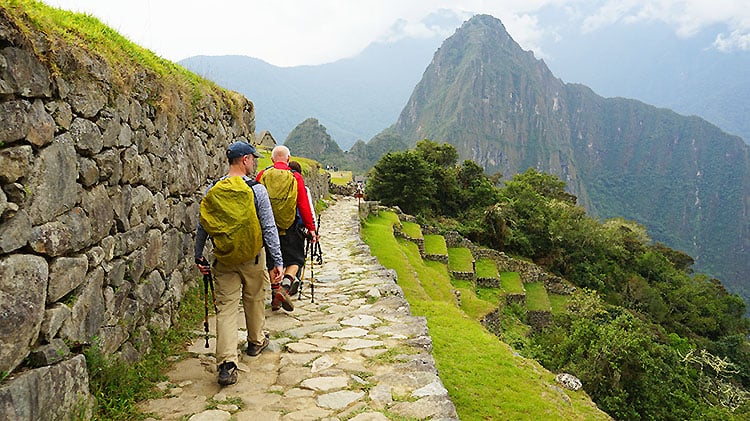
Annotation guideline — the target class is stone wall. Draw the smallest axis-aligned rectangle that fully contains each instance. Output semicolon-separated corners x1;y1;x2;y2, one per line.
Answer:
0;8;330;419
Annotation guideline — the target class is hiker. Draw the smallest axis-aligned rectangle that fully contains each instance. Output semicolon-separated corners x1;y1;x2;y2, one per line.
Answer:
288;160;318;231
194;141;284;386
257;145;319;310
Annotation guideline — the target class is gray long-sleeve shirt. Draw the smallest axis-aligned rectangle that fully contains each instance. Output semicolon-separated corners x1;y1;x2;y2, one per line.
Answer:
194;175;283;267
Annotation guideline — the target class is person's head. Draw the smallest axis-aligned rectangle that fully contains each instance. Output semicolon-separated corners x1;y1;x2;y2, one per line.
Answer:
226;141;262;175
271;145;290;163
288;160;302;173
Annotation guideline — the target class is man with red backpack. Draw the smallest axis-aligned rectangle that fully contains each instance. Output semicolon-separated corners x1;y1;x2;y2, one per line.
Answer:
257;145;319;311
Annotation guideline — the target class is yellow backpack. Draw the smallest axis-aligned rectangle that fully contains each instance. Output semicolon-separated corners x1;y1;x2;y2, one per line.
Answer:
199;176;263;265
259;167;298;230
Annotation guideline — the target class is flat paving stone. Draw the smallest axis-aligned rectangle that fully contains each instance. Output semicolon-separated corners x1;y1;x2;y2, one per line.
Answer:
139;196;458;420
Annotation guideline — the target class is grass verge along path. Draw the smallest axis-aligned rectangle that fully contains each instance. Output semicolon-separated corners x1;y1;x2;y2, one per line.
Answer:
362;211;610;420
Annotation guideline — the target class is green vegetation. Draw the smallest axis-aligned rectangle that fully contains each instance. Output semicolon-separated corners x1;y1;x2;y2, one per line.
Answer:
364;140;750;419
475;257;499;279
85;286;205;420
548;293;570;315
525;282;551;311
474;286;503;306
447;247;473;272
423;234;447;255
400;221;422;239
5;0;237;114
500;272;524;294
362;212;610;420
329;171;353;185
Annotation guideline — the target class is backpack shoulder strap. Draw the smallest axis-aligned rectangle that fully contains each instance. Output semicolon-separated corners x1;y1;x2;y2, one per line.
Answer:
242;175;259;188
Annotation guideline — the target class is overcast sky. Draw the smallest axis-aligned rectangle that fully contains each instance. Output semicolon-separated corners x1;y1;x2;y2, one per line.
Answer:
41;0;750;67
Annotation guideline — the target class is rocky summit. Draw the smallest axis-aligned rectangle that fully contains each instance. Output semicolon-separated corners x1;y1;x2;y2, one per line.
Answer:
138;196;458;420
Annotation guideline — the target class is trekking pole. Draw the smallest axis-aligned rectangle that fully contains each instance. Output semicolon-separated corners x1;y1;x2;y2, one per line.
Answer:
310;236;316;304
314;214;323;265
203;271;211;348
298;238;309;300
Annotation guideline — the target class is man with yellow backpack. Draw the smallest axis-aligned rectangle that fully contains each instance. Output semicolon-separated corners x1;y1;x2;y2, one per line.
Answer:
257;145;319;311
195;141;284;386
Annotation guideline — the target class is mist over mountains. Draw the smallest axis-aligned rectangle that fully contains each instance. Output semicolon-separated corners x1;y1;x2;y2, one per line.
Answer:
180;13;749;307
388;14;749;312
180;12;749;147
180;37;441;150
538;17;750;147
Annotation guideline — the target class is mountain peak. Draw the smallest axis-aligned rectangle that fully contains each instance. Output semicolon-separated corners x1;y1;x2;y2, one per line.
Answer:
389;12;750;306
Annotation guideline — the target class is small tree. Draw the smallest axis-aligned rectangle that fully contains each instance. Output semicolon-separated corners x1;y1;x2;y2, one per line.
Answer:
366;150;434;215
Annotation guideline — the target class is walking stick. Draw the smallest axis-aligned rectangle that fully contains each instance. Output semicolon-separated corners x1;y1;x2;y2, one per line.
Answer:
203;271;211;348
298;238;309;300
309;236;316;304
202;268;217;348
313;214;323;265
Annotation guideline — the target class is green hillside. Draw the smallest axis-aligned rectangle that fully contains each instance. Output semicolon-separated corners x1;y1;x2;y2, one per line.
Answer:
387;14;750;312
363;139;750;419
361;210;610;420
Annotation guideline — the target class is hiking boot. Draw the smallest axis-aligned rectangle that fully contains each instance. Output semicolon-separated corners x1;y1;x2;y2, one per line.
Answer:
286;275;301;296
246;336;269;357
273;287;294;311
217;361;238;386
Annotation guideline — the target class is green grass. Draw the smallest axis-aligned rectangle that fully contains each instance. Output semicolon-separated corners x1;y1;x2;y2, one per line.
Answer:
475;286;504;306
475;257;499;279
7;0;235;113
399;239;454;302
86;286;205;420
329;170;353;185
525;282;552;311
362;212;429;301
500;272;525;294
456;286;497;320
361;211;610;420
400;221;423;239
549;293;571;315
423;234;448;255
447;247;474;272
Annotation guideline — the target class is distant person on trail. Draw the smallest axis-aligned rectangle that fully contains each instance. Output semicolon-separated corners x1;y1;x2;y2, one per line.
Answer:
194;141;284;386
288;160;318;230
257;145;319;311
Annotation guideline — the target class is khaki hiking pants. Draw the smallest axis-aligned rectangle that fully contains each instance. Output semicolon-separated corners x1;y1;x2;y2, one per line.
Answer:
213;249;269;366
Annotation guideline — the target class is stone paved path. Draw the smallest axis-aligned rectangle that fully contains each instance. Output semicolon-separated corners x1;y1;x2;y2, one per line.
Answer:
140;196;458;420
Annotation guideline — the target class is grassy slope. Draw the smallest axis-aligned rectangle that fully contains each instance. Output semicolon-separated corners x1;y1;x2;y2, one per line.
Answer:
362;211;610;420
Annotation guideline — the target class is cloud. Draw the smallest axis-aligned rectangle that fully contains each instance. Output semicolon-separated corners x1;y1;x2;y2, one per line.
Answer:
577;0;750;51
39;0;750;65
714;29;750;51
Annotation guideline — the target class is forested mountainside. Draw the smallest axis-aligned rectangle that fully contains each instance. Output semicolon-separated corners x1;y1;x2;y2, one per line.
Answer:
386;14;750;308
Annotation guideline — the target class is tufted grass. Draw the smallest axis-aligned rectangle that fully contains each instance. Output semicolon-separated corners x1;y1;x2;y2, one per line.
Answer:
475;257;499;279
447;247;474;272
5;0;234;113
475;285;504;306
85;285;206;420
400;221;423;239
361;210;610;420
423;234;447;255
525;282;552;311
500;271;525;294
329;170;353;185
549;293;571;315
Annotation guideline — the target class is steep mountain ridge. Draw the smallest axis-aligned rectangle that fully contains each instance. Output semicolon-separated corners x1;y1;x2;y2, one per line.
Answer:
390;14;750;306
